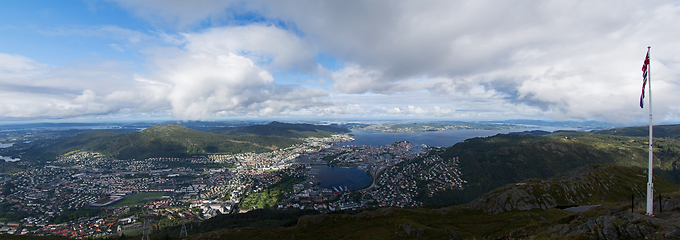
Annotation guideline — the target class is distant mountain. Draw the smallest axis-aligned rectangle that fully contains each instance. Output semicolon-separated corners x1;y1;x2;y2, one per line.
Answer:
20;124;302;160
0;122;111;130
508;130;552;136
593;124;680;139
214;121;350;138
487;119;623;129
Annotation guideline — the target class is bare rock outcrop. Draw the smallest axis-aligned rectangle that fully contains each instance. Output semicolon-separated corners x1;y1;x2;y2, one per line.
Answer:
468;165;648;214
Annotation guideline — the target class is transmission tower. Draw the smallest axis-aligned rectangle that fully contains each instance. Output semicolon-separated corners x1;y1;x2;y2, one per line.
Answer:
179;218;188;237
141;220;150;240
141;209;151;240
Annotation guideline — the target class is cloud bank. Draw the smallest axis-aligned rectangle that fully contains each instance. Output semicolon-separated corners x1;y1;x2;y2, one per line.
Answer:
1;0;679;123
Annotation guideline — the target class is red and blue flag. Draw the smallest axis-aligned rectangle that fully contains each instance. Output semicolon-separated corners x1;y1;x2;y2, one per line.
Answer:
640;50;650;108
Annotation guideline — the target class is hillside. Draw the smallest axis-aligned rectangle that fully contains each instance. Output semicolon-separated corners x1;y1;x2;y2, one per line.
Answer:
215;121;350;138
20;125;302;160
427;131;680;206
146;165;680;239
593;124;680;138
469;165;678;214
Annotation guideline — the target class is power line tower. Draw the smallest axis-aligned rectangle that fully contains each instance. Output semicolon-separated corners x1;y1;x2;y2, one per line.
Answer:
179;218;188;238
140;209;151;240
141;219;150;240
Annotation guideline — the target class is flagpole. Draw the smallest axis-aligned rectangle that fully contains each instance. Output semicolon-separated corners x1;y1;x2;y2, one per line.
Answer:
646;46;654;216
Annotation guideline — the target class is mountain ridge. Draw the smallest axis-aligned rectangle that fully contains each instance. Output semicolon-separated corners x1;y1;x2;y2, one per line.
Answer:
214;121;350;138
593;124;680;138
19;124;303;160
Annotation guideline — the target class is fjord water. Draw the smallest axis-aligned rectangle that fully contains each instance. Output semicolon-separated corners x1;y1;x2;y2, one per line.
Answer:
311;165;371;191
338;128;521;147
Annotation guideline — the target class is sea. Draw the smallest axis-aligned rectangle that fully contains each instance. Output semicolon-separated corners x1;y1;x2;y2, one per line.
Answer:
311;127;574;190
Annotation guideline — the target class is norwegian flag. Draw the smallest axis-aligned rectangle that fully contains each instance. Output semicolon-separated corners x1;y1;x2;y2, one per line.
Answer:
640;50;650;108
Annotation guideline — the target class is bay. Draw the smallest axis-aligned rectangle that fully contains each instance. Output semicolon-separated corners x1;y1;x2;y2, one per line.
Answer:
310;165;371;191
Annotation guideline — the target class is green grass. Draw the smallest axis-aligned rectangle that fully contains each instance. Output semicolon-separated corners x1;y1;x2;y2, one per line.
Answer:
189;207;573;239
238;175;305;211
0;161;26;175
116;192;166;207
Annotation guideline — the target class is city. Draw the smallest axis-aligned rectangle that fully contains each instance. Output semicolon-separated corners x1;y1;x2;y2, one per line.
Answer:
0;132;469;238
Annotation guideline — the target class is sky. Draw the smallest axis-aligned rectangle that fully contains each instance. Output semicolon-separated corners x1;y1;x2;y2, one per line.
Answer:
0;0;679;124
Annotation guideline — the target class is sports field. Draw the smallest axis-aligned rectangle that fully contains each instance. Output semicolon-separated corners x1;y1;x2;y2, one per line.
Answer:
116;192;166;207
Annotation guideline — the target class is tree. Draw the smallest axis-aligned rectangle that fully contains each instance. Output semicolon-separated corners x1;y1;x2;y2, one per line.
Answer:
2;182;13;196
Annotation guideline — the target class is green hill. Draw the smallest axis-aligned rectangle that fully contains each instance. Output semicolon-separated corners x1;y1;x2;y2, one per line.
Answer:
593;124;680;138
22;124;303;160
469;164;678;214
427;131;680;206
215;121;350;138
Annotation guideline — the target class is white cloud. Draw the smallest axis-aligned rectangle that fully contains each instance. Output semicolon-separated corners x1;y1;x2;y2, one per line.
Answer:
330;64;384;94
179;25;316;73
151;51;282;118
136;25;327;120
0;23;332;120
0;53;140;118
5;0;680;122
258;0;680;123
0;53;46;78
73;90;97;103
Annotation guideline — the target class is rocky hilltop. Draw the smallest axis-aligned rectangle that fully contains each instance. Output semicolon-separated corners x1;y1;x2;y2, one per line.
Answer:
469;165;677;214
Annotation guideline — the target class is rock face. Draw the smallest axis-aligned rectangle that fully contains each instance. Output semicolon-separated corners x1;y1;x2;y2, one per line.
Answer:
548;212;656;240
665;226;680;239
468;165;653;214
398;223;424;237
466;164;680;239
